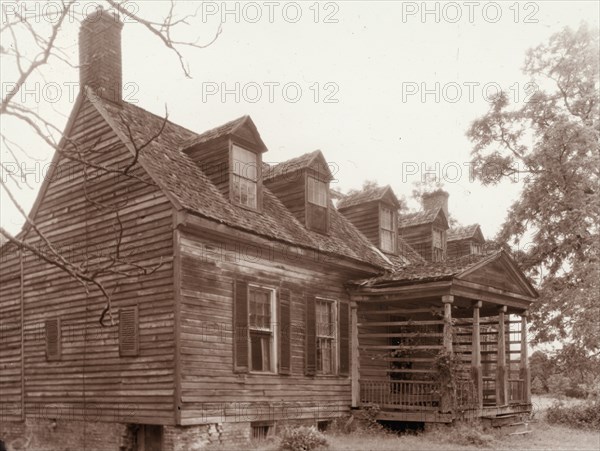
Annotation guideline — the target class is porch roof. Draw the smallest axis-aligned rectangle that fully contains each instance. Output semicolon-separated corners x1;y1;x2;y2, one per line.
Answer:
348;250;538;311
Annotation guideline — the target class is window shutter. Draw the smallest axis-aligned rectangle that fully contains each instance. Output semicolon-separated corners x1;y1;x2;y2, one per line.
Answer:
45;318;61;361
339;302;350;376
278;288;292;375
233;280;249;373
305;295;317;376
119;306;139;356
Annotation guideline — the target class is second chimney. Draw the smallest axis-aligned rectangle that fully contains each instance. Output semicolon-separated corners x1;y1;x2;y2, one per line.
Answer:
422;190;449;218
79;8;123;104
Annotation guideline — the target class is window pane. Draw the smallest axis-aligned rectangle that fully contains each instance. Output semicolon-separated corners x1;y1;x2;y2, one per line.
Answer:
251;332;271;372
249;289;271;329
380;207;394;230
233;145;258;181
232;175;257;209
381;230;395;253
317;338;333;374
433;229;444;249
308;177;327;207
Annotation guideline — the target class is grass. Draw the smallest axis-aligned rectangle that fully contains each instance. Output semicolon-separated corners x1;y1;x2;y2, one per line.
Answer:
206;396;600;451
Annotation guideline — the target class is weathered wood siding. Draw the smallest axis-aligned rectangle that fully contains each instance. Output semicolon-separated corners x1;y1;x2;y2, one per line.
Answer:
2;98;177;425
399;223;433;261
0;243;23;422
176;227;371;425
447;238;472;259
184;137;230;198
338;202;380;247
264;171;306;225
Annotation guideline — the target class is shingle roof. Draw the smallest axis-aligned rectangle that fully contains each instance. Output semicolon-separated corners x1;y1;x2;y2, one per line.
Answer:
398;208;441;228
350;251;499;287
264;150;329;180
90;93;391;269
337;185;399;209
447;224;481;241
179;115;252;148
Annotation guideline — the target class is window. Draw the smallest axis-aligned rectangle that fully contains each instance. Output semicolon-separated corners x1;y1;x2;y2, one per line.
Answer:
45;318;61;361
432;228;445;262
307;176;328;207
316;299;337;375
249;286;277;372
471;242;482;255
380;206;396;253
232;145;258;209
119;306;139;356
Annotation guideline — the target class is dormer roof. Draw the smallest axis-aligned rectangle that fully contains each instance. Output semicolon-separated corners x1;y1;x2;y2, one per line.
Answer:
398;206;448;229
337;185;400;210
265;150;333;181
181;115;268;153
447;224;484;242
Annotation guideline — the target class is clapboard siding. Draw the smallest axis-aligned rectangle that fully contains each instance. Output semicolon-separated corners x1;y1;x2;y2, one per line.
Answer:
264;171;306;225
399;223;433;261
0;244;23;421
447;238;472;259
177;228;373;424
184;137;231;197
0;98;178;425
338;202;380;247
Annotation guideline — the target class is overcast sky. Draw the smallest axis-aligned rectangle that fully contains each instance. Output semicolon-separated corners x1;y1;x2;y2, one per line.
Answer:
1;1;598;242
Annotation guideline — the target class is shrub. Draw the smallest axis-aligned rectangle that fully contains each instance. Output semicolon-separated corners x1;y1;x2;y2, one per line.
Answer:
279;426;328;451
564;386;587;399
355;404;384;433
545;400;600;430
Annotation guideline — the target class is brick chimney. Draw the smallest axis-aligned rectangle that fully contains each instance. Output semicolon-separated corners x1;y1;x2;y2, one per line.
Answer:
79;8;123;103
422;190;449;218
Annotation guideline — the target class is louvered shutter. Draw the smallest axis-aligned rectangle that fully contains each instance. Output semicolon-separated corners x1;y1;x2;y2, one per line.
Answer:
233;280;249;373
119;307;139;356
339;302;350;376
305;295;317;376
278;288;292;375
45;318;61;361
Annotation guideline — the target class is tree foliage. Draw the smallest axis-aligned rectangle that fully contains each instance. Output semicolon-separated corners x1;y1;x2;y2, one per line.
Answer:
467;25;599;363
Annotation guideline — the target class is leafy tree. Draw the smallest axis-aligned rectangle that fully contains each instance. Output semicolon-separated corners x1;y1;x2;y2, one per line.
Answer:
467;25;600;367
530;350;553;392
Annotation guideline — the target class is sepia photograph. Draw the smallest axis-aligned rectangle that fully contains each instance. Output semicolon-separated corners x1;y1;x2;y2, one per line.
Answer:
0;1;598;450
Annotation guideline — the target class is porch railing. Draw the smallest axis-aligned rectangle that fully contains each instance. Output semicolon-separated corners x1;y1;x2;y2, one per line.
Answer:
360;380;440;411
508;378;526;403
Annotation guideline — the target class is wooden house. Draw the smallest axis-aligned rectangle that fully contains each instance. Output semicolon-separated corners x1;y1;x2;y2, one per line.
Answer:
398;190;450;263
447;224;486;259
0;11;537;451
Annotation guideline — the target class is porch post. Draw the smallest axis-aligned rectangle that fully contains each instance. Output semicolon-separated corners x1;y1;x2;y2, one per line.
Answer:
472;301;483;409
441;295;454;413
442;295;454;354
350;302;360;408
496;306;508;406
520;311;531;404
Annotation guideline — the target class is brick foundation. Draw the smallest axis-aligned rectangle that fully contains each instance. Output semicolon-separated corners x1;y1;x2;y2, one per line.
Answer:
1;417;331;450
0;419;131;451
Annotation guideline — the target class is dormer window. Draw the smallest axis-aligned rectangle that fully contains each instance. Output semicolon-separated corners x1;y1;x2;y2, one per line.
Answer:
308;176;327;207
432;228;445;262
232;144;259;209
380;205;396;253
470;242;482;255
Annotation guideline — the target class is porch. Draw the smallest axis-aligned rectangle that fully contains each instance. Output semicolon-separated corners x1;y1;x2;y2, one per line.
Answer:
348;251;538;423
